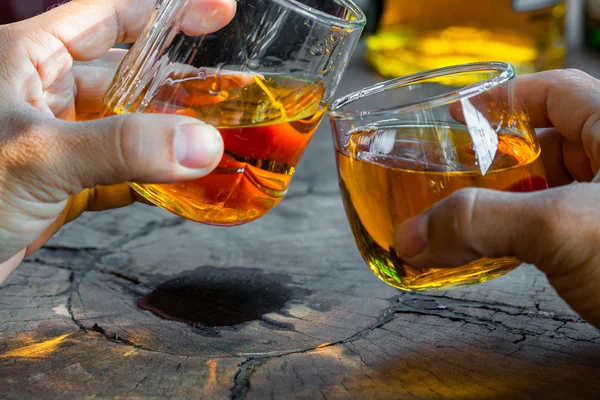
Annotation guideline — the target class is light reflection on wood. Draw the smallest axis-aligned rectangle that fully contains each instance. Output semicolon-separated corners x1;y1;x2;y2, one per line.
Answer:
0;333;71;359
123;349;138;357
206;359;218;391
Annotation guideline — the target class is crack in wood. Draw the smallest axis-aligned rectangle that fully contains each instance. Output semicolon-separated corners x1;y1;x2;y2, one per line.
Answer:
84;322;186;356
231;359;266;400
395;295;587;333
61;252;164;354
512;334;527;344
117;217;187;250
42;245;100;252
226;292;596;399
228;294;406;399
259;316;296;331
32;216;186;270
109;271;141;285
426;293;538;312
0;269;74;298
25;218;197;351
67;272;90;335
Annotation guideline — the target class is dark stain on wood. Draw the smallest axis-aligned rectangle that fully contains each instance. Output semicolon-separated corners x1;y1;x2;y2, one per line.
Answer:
138;266;310;329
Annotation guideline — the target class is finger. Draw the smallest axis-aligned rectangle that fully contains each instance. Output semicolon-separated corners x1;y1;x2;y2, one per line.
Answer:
60;115;224;190
393;184;600;277
515;70;600;143
31;0;236;61
539;128;596;186
7;112;224;201
448;85;509;126
73;49;128;117
538;129;573;187
450;70;600;183
74;56;260;118
0;250;27;286
562;136;596;182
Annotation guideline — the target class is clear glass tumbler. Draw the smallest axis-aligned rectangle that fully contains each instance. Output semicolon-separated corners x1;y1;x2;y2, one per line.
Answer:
329;62;548;291
103;0;366;226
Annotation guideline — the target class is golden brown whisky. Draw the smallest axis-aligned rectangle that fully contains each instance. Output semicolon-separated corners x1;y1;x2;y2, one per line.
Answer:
337;124;547;291
366;0;566;77
110;73;325;225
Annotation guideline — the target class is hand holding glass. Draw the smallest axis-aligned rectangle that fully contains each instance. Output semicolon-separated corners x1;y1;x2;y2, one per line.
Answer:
329;63;548;291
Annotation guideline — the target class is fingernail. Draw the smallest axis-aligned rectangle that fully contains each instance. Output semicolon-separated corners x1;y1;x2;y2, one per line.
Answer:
395;213;429;258
201;8;222;29
182;2;235;35
174;123;223;169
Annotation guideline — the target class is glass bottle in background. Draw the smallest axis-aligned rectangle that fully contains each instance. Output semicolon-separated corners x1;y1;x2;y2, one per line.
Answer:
364;0;568;77
585;0;600;50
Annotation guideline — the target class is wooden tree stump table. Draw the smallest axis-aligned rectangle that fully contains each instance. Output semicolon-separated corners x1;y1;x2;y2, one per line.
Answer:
1;44;600;399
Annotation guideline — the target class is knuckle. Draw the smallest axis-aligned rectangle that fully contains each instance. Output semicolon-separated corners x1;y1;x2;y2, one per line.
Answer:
562;68;592;80
554;68;597;86
111;115;143;180
529;201;556;243
544;189;569;215
450;188;479;244
530;188;580;264
434;187;479;246
541;189;577;231
541;69;600;97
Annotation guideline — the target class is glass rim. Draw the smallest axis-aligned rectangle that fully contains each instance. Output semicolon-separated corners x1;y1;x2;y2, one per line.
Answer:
328;62;515;120
273;0;367;29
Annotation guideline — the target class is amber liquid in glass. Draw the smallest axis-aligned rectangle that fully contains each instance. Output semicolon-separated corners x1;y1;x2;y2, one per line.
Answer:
337;124;547;291
367;0;566;77
109;73;325;225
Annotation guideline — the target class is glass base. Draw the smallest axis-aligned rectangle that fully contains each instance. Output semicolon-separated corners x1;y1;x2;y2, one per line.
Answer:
368;256;521;292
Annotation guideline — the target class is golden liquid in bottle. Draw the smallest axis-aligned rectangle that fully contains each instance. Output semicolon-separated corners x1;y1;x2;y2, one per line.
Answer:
108;73;325;226
366;0;566;77
337;124;547;291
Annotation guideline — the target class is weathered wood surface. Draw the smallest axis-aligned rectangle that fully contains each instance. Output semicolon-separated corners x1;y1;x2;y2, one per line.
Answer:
2;44;600;399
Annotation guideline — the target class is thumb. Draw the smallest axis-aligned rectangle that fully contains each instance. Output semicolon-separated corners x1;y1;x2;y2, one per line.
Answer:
50;113;223;193
393;184;600;278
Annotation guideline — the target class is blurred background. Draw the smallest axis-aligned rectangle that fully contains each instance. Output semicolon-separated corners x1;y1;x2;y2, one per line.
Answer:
0;0;598;75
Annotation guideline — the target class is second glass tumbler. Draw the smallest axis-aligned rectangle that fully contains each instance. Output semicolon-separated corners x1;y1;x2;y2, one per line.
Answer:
103;0;366;226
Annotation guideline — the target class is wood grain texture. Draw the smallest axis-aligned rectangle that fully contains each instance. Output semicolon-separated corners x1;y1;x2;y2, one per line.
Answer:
1;44;599;399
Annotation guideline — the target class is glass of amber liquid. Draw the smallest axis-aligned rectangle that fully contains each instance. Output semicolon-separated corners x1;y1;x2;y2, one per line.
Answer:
329;62;548;291
102;0;365;225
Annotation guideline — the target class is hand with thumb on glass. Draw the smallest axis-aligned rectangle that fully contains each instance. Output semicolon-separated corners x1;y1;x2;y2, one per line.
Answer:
395;70;600;329
0;0;239;283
